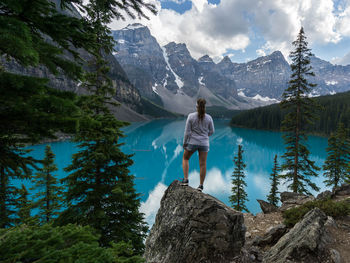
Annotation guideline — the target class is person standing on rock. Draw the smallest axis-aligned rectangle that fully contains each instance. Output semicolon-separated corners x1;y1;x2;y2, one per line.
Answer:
181;98;215;192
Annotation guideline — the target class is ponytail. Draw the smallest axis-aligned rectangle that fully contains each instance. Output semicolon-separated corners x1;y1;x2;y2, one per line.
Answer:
196;98;206;121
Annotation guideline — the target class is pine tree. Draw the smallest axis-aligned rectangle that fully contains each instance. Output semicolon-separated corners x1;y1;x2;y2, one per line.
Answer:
0;0;156;229
230;145;249;212
267;155;280;206
0;0;88;228
59;0;154;252
280;27;320;194
31;145;63;223
323;123;350;189
14;184;32;225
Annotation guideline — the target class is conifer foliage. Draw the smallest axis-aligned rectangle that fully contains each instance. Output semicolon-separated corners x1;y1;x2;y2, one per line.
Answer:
15;184;32;225
230;145;249;212
280;27;320;194
267;155;280;206
60;0;151;252
31;145;63;223
323;123;350;189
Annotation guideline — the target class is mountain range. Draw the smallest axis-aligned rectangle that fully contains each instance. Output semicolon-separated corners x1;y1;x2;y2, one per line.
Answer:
112;23;350;115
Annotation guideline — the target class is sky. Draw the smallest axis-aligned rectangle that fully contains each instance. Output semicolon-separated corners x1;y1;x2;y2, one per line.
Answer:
110;0;350;64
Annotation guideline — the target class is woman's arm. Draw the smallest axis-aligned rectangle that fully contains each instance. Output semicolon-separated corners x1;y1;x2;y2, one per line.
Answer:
208;116;215;136
183;115;192;146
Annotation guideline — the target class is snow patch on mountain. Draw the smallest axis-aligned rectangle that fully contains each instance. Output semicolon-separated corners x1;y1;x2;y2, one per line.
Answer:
152;84;159;95
198;76;205;86
252;94;279;103
238;89;279;103
325;80;338;85
161;46;184;90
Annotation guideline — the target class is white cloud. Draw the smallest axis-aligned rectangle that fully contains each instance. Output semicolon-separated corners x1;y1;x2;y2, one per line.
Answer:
252;175;270;196
140;182;167;226
110;0;251;59
256;49;266;56
188;167;231;195
110;0;350;61
331;51;350;65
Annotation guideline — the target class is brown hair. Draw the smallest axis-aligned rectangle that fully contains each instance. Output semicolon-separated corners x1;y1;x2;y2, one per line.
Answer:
197;98;206;121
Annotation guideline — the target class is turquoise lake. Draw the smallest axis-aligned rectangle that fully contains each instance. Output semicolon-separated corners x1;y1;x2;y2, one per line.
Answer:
24;119;329;226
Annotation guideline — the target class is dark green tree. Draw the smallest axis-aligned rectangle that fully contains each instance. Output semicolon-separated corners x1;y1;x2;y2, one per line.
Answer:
323;123;350;189
14;184;32;225
59;0;155;252
280;27;320;194
230;144;249;212
0;0;89;228
31;145;63;223
267;155;280;206
0;224;144;263
0;0;156;229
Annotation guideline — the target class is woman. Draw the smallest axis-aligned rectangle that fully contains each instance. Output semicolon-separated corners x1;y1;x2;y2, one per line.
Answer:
181;98;215;192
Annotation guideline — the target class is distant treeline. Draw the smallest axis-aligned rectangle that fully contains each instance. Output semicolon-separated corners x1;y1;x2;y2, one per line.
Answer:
230;91;350;135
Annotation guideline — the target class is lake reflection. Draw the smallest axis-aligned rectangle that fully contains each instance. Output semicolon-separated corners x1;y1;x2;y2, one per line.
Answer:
26;119;328;227
121;119;328;226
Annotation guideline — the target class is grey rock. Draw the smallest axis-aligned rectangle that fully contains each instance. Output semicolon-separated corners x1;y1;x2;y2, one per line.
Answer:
144;180;245;263
252;224;287;248
263;208;328;263
2;5;144;122
333;184;350;196
325;216;337;228
257;199;278;214
329;248;341;263
279;192;315;212
317;190;333;200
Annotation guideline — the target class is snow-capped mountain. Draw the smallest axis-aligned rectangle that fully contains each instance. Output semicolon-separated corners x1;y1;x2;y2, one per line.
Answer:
112;24;270;114
112;23;350;114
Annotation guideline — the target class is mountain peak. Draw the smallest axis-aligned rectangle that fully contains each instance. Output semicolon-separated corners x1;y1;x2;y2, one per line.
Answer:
198;55;214;63
123;23;147;30
269;50;284;58
220;56;232;64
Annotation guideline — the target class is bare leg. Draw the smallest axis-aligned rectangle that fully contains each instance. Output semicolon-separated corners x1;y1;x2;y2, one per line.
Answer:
182;150;195;180
198;151;208;185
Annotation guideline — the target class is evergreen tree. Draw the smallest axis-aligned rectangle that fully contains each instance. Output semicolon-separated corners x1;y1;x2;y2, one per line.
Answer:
280;27;320;194
230;145;249;212
31;145;63;223
0;0;88;228
59;0;154;252
267;155;280;206
0;0;156;229
14;184;32;225
0;224;144;263
323;123;350;189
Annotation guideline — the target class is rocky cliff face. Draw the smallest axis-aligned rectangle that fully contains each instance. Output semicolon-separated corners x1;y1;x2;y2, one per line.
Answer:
144;180;245;263
222;51;290;99
113;24;350;114
113;24;262;114
146;182;350;263
2;1;146;122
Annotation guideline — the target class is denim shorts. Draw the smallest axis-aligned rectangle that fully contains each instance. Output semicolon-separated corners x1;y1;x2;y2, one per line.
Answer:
185;144;209;152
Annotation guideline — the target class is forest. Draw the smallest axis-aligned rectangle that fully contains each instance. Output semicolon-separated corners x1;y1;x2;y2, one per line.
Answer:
230;90;350;136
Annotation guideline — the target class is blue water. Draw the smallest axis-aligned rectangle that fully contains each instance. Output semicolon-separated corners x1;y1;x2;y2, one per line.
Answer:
21;119;329;226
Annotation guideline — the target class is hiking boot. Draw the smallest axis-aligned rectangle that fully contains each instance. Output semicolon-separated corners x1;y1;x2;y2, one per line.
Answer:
197;184;203;192
181;178;189;186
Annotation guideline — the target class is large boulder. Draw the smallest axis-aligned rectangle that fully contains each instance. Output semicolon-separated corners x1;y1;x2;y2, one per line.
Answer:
333;184;350;197
257;200;278;214
279;192;315;212
263;208;328;263
252;224;287;248
144;180;245;263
